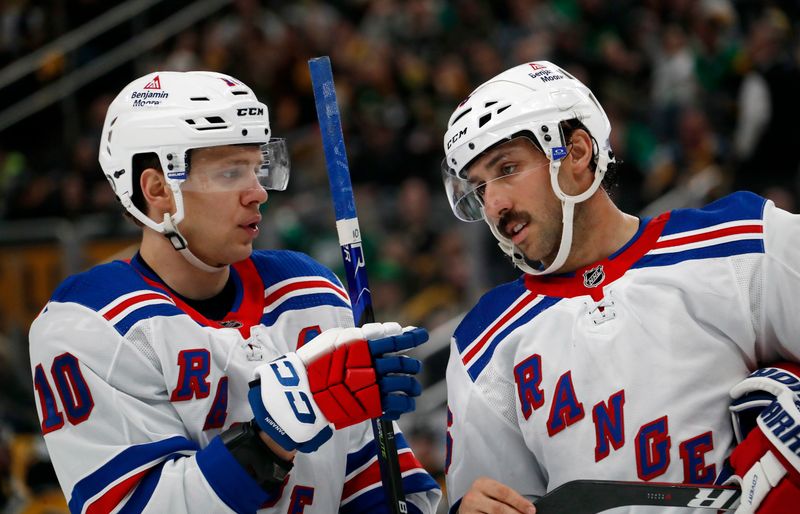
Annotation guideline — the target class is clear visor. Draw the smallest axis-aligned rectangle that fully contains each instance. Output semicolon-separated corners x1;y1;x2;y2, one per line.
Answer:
179;139;290;193
441;137;548;222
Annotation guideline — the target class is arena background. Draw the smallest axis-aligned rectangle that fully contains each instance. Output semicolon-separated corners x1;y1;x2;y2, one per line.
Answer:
1;1;799;512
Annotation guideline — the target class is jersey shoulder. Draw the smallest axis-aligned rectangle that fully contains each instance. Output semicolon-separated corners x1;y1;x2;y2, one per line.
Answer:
633;192;768;268
249;250;352;322
455;277;528;351
454;277;560;381
49;260;172;312
250;249;344;288
43;260;184;338
661;191;767;237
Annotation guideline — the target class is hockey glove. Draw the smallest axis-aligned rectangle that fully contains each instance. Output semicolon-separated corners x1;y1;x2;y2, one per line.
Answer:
726;363;800;513
248;323;427;452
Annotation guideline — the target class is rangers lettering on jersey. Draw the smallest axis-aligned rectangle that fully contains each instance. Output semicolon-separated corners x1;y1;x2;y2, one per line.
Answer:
446;192;800;508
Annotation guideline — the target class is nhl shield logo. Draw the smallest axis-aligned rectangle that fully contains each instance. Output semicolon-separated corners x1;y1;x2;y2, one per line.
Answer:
583;265;605;288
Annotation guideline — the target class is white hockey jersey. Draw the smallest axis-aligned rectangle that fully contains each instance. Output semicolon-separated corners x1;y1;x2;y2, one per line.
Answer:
29;250;440;514
445;192;800;511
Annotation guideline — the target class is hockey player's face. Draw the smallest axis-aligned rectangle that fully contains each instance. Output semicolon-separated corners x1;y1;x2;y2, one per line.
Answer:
467;137;562;263
179;145;268;266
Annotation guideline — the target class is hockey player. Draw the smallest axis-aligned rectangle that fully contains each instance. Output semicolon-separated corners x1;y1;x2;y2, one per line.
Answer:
29;71;441;513
440;61;800;513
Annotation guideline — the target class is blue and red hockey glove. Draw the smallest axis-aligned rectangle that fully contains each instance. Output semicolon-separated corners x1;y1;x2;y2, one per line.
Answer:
726;362;800;513
248;323;427;452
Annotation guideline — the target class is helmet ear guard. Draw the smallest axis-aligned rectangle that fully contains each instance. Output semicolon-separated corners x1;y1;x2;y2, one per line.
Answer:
441;61;615;275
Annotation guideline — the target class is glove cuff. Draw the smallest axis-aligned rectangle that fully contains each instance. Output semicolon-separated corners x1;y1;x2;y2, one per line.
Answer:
248;386;300;451
250;354;333;452
756;391;800;473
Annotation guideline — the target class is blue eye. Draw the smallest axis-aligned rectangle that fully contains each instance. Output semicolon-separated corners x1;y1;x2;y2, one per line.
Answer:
220;169;241;180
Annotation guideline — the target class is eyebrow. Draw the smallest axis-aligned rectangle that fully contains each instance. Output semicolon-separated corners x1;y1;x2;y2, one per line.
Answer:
467;150;508;184
220;158;263;166
468;150;509;181
484;151;509;170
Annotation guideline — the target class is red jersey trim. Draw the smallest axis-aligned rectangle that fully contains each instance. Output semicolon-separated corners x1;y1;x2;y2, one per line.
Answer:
524;213;670;301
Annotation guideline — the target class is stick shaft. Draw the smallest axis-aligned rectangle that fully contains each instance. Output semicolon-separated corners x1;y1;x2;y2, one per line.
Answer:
308;55;408;514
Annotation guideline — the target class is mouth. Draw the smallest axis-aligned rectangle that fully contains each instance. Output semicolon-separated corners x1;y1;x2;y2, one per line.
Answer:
499;211;532;244
508;222;528;245
239;216;261;236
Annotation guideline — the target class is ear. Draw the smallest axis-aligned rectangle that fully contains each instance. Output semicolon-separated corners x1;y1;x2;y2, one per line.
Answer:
561;128;594;193
140;167;174;217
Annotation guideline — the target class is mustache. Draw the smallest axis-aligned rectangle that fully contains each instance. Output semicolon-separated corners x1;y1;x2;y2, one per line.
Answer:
497;210;532;239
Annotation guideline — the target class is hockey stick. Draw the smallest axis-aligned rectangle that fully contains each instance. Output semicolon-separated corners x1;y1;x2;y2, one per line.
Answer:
533;479;740;513
308;56;408;514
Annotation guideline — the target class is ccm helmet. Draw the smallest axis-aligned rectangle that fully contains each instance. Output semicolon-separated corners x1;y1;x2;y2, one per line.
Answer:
441;61;614;275
99;71;289;271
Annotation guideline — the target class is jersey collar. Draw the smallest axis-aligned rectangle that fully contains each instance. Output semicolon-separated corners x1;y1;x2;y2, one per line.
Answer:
129;253;265;337
524;211;670;301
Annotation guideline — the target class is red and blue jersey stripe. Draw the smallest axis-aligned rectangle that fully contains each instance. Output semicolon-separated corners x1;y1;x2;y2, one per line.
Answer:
47;250;352;338
339;433;438;513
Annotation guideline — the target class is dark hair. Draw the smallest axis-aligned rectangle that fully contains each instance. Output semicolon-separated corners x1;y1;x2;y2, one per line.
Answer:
124;152;162;225
516;118;619;193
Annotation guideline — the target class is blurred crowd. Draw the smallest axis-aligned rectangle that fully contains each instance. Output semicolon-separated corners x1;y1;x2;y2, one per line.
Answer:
2;0;800;511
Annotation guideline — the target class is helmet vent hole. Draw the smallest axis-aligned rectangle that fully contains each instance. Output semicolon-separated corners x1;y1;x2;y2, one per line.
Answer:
496;105;510;114
185;116;228;131
190;97;210;101
109;116;118;127
478;113;492;128
484;101;497;108
231;90;248;96
451;108;472;125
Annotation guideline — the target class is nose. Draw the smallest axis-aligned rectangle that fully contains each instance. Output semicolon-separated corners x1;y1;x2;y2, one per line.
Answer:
242;184;268;206
482;180;512;221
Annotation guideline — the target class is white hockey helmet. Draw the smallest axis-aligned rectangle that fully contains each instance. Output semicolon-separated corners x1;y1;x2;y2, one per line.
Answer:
99;71;289;272
441;61;614;275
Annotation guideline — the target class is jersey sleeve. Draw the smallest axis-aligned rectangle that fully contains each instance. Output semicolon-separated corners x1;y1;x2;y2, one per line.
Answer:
757;200;800;362
338;420;441;514
445;336;546;512
29;302;272;514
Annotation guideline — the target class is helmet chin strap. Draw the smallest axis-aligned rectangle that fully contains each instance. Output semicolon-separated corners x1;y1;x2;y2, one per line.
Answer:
487;155;605;276
485;197;576;276
161;212;227;273
122;183;227;274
